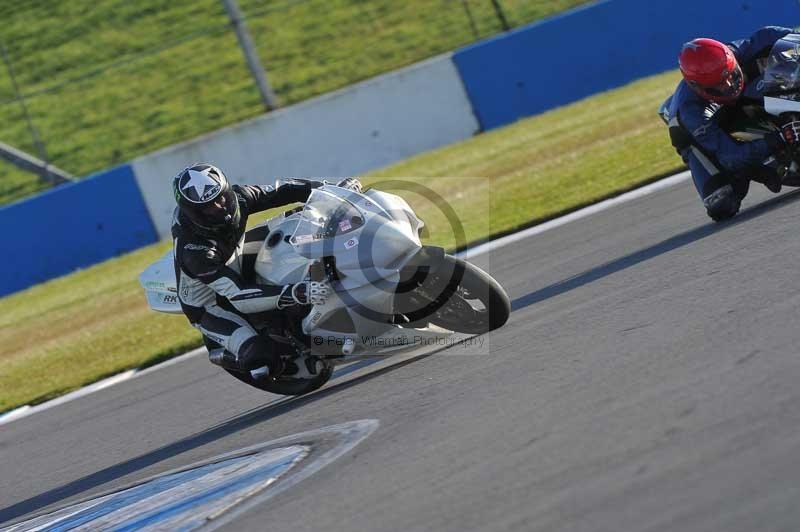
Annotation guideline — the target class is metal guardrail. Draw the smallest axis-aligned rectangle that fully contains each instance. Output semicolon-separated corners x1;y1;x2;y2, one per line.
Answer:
0;140;73;185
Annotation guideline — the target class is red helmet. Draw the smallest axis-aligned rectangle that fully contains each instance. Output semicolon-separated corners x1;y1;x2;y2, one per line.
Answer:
679;38;744;104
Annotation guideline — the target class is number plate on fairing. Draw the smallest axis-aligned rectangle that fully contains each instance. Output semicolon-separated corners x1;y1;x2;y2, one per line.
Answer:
140;251;182;314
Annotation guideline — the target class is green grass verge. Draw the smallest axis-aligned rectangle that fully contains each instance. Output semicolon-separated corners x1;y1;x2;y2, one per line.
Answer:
0;159;51;205
0;0;589;206
0;69;684;412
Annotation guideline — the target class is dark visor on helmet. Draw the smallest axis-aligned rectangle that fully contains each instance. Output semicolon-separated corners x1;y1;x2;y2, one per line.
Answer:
193;188;238;228
697;64;744;99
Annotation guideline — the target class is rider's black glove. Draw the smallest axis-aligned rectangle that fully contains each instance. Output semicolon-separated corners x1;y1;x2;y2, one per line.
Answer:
781;121;800;146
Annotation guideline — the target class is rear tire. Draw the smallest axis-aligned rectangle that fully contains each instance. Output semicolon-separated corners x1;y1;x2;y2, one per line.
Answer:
225;364;333;396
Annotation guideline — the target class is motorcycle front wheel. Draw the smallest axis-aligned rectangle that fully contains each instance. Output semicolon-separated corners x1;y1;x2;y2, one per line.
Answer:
403;255;511;334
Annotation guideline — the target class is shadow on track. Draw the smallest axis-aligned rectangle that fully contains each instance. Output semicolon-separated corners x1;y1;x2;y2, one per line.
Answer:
511;189;800;312
0;347;447;524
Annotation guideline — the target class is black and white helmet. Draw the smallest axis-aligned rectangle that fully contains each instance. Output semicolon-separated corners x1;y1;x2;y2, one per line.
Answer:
173;163;241;237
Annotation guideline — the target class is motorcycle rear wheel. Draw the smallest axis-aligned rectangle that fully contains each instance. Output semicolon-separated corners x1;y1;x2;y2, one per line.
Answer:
224;364;333;396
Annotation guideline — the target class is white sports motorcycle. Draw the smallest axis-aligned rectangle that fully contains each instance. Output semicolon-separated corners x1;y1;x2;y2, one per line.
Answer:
140;184;511;396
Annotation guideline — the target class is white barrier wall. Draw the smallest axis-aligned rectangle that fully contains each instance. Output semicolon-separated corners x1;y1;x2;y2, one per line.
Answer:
133;54;479;237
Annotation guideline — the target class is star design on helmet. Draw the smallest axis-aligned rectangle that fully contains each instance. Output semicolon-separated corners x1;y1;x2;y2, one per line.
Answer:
182;168;220;202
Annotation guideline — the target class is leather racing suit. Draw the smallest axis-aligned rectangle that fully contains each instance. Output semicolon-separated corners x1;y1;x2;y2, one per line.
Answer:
172;178;323;373
666;26;792;219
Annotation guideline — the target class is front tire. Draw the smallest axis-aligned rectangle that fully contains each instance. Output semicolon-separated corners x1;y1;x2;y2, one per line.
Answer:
401;255;510;334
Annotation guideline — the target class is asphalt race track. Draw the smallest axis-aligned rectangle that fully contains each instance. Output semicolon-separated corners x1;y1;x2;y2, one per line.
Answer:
4;177;800;531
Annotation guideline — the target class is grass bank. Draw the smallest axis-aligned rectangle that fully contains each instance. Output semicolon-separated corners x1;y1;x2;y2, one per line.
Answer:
0;0;589;206
0;70;684;412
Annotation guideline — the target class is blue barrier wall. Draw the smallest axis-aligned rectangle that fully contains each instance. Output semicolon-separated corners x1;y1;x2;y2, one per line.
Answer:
1;164;158;296
453;0;800;130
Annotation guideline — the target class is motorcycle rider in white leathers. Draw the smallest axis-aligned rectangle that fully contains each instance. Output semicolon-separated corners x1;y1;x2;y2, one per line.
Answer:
171;162;360;379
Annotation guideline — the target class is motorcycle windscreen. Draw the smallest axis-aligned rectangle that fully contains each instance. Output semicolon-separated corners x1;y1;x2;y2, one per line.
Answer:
761;34;800;94
290;189;364;253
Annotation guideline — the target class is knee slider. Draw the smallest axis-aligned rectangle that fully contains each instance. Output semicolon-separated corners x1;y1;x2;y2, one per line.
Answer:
703;184;740;221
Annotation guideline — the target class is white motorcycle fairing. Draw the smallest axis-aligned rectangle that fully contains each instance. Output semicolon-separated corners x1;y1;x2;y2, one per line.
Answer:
254;185;455;357
140;254;181;314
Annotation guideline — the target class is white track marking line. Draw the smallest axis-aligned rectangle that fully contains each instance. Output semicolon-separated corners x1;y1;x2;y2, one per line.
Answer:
0;371;137;426
0;171;692;426
0;405;30;424
134;347;207;377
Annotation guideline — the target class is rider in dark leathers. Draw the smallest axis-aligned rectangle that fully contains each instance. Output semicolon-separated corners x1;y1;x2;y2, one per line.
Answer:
172;163;354;379
667;26;800;221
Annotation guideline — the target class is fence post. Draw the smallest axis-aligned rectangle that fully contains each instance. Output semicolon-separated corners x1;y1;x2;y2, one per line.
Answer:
0;38;70;185
490;0;510;31
221;0;279;111
460;0;480;39
0;140;73;184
